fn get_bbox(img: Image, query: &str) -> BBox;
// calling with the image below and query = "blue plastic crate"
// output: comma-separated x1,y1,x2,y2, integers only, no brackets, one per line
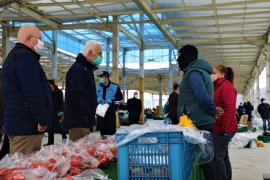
116,131,195,180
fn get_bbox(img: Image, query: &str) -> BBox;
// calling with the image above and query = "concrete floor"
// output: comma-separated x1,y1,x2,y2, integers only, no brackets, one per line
230,143,270,180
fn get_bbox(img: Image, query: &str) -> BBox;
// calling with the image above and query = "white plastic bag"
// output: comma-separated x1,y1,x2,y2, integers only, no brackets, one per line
96,103,109,117
229,132,258,149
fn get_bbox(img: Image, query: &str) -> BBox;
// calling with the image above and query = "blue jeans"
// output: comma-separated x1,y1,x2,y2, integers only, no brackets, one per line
197,124,216,180
262,118,270,132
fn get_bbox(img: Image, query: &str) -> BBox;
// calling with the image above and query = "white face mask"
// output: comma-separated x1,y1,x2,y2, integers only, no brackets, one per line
135,95,139,99
34,39,44,54
211,75,218,82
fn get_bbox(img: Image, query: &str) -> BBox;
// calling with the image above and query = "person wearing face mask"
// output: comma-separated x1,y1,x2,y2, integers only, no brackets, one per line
63,40,102,142
257,98,270,132
96,71,123,136
1,24,52,155
212,65,237,180
177,44,221,180
127,92,142,125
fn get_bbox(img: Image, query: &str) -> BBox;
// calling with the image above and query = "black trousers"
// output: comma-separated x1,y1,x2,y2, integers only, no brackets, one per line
129,114,140,125
212,132,235,180
97,110,116,136
0,134,9,160
197,124,216,180
47,118,67,145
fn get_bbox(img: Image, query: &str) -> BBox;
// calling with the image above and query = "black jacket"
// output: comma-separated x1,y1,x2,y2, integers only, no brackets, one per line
257,103,270,118
0,70,4,131
2,43,52,135
168,91,179,121
63,53,98,129
51,86,64,118
127,97,142,117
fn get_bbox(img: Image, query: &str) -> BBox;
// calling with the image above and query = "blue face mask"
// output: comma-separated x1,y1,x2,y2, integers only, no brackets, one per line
92,56,102,66
99,77,105,84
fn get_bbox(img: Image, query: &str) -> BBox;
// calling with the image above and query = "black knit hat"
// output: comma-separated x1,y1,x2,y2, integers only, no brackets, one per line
98,71,110,78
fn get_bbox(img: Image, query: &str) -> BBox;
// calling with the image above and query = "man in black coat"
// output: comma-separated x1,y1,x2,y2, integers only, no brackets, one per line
2,24,52,155
64,40,102,142
168,84,180,124
257,98,270,132
44,80,67,145
244,101,254,121
127,92,142,125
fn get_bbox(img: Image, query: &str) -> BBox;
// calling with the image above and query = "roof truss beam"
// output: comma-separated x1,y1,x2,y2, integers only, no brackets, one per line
177,36,266,45
132,0,177,48
165,10,270,23
171,20,270,30
176,29,267,37
119,26,141,47
9,2,59,29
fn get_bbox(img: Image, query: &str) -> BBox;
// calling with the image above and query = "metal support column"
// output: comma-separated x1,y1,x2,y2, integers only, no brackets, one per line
266,49,270,103
139,14,145,124
159,75,163,113
168,48,173,93
112,16,120,128
122,48,127,102
250,80,255,106
51,30,58,79
255,68,260,113
1,23,9,63
178,71,181,84
106,38,110,72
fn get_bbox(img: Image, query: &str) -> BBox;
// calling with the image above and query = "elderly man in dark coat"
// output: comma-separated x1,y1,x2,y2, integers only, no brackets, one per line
64,40,103,142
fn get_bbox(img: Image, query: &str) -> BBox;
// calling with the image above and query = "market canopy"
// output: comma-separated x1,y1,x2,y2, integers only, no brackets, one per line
1,0,270,95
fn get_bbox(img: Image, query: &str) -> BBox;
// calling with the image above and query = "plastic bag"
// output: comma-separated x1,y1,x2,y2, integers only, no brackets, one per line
193,131,214,165
229,132,259,149
96,103,109,117
116,122,213,165
178,115,196,129
58,169,109,180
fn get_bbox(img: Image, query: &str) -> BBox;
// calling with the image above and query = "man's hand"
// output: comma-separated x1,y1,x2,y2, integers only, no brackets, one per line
37,124,47,132
216,107,224,117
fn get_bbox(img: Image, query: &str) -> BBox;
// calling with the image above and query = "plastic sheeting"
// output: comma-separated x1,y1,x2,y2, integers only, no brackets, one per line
116,122,214,165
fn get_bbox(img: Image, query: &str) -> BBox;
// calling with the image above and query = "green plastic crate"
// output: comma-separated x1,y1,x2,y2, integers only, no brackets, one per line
189,165,205,180
237,125,248,133
258,135,270,143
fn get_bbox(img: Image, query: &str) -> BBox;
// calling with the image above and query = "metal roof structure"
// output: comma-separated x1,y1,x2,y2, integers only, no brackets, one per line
1,0,270,96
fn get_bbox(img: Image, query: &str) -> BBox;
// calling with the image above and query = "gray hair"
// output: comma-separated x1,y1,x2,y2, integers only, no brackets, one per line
83,40,101,57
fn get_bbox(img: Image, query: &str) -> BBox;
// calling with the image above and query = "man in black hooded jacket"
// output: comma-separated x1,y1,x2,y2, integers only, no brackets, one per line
177,44,218,180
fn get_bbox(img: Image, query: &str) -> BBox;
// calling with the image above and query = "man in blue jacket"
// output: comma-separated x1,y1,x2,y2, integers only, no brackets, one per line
64,40,102,142
2,24,52,155
96,71,123,136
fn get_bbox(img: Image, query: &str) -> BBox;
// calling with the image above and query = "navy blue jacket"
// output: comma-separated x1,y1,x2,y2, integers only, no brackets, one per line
63,53,98,129
2,43,52,135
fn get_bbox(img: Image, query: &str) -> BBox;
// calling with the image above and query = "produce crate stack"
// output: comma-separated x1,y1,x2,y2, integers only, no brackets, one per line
116,131,195,180
237,125,248,133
